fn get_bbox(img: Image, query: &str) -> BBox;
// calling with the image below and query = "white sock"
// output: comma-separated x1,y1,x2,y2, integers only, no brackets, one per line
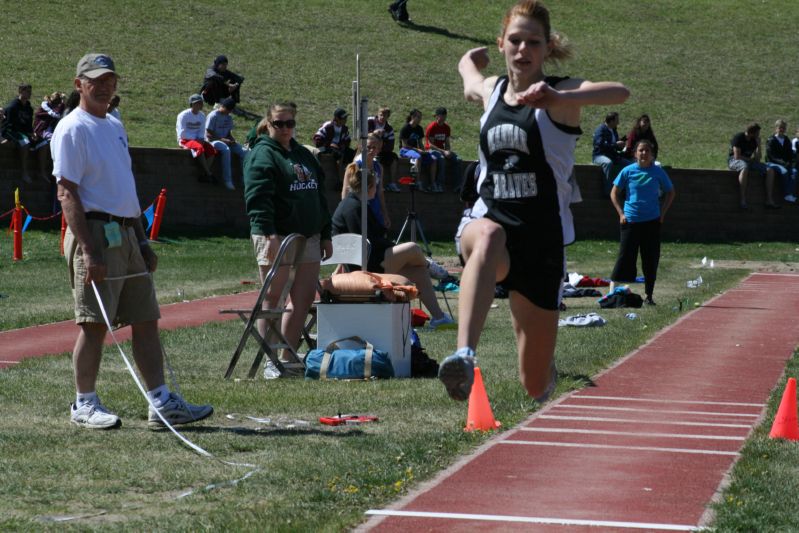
147,385,171,408
76,391,98,407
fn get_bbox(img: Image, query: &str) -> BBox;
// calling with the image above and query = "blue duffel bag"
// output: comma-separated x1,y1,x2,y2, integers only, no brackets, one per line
305,336,394,380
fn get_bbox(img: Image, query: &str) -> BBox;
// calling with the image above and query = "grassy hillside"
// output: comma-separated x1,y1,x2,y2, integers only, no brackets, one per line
2,0,797,169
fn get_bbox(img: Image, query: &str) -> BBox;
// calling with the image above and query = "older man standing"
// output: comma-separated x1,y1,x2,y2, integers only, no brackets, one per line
52,53,213,430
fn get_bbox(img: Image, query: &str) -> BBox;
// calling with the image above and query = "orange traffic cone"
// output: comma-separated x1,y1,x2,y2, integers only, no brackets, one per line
464,367,501,432
769,377,799,440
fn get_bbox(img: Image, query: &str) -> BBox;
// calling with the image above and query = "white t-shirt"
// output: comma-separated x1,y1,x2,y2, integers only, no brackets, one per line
176,108,206,143
51,108,141,218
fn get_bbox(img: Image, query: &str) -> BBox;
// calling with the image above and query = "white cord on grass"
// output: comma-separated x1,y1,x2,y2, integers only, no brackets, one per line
89,280,258,474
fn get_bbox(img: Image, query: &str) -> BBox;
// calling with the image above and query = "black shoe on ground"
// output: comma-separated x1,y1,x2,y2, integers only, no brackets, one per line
645,297,656,306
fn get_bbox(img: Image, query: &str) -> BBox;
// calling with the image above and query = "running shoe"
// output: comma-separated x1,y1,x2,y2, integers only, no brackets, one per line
438,350,476,401
70,400,121,430
426,257,449,279
534,364,558,403
386,182,402,193
147,392,213,429
428,314,456,330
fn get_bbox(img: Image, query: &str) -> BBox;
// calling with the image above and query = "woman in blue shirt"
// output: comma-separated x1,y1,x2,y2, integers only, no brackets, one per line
610,139,676,305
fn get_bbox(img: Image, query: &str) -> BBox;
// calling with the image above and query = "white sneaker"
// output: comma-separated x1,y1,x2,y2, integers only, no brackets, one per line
426,257,449,280
263,359,305,379
263,360,282,380
147,392,213,429
428,314,456,330
71,401,121,429
784,194,797,203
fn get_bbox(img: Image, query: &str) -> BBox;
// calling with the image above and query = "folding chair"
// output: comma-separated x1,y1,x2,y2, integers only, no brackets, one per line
300,233,369,351
220,233,307,379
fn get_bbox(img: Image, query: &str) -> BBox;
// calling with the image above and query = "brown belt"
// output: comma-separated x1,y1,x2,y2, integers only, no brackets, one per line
85,211,139,227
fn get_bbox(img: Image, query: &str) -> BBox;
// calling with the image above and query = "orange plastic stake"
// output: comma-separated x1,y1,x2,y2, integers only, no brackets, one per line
12,189,22,261
59,211,67,256
149,188,167,241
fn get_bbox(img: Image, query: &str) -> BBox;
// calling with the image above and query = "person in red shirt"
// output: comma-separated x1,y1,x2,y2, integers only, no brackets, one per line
425,107,461,192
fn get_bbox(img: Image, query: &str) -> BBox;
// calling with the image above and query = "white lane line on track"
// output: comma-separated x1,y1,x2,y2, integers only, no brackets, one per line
552,404,759,417
364,509,702,531
571,395,764,408
500,440,739,456
0,361,20,364
540,415,752,428
519,427,746,440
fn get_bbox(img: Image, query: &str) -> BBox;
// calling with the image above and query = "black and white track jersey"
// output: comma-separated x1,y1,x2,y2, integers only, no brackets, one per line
472,75,582,245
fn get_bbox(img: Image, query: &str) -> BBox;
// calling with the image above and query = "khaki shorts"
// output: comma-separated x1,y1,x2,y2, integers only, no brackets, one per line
65,220,160,327
251,234,320,267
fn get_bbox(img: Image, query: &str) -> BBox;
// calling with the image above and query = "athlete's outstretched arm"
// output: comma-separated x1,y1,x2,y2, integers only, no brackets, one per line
517,79,629,108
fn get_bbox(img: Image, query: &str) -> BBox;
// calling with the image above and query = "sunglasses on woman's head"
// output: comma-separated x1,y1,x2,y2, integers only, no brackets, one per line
271,119,296,129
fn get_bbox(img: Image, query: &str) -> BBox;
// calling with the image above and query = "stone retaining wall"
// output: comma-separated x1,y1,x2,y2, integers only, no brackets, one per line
1,143,796,242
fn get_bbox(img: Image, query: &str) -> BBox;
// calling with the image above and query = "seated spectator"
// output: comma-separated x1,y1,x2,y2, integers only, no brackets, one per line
399,108,437,192
728,122,777,209
3,83,35,183
592,111,631,195
33,91,66,182
332,163,454,329
766,119,797,203
425,106,461,192
107,94,121,120
623,114,659,162
176,93,217,182
313,107,355,165
206,97,246,190
368,106,400,192
340,131,390,229
201,55,244,106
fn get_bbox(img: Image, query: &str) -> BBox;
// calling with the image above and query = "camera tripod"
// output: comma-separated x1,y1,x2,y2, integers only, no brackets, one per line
394,171,432,256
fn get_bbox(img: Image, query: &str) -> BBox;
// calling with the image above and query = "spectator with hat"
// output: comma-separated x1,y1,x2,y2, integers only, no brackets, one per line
313,107,355,166
205,97,246,190
53,52,213,430
201,54,244,106
425,106,461,192
176,94,217,183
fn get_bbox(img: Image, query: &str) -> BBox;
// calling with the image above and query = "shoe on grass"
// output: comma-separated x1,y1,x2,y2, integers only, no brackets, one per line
438,350,475,401
534,364,558,403
428,314,456,330
426,257,449,280
147,392,213,429
264,359,305,379
71,401,121,430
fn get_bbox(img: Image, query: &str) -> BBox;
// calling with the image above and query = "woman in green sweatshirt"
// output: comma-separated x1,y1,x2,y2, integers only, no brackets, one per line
243,102,332,376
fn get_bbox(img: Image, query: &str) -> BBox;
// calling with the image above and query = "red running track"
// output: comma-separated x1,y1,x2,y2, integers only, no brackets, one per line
361,273,799,532
0,291,257,368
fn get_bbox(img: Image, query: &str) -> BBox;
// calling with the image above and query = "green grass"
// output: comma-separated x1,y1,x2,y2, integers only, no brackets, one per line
2,231,799,530
3,0,798,168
